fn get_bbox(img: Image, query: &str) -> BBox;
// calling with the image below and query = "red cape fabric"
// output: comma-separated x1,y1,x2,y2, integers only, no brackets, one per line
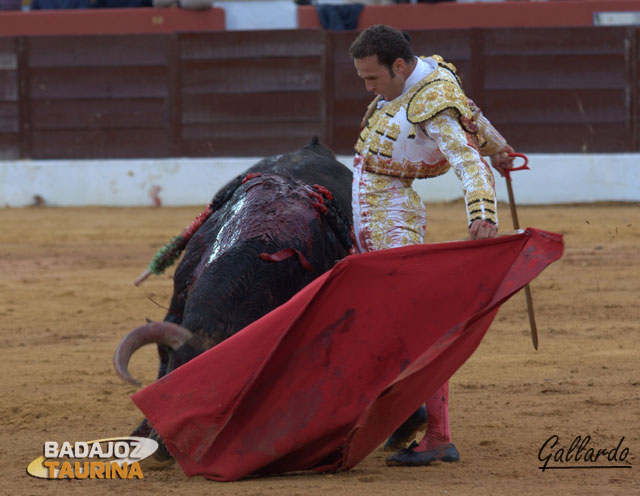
132,228,563,481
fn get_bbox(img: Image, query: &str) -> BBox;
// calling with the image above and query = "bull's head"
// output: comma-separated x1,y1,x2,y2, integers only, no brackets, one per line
113,322,196,386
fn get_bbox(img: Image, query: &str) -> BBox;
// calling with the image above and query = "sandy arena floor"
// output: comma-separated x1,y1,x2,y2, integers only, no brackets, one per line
1,201,638,495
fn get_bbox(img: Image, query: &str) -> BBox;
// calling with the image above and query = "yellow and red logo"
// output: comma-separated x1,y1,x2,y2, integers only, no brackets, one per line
27,437,159,480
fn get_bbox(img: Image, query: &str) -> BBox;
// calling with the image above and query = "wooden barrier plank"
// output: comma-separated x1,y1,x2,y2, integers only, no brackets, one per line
0,101,19,133
499,123,629,153
31,128,170,159
179,30,324,61
182,122,322,156
407,30,472,61
332,65,372,101
634,27,640,150
182,92,321,124
181,136,322,157
0,39,17,72
28,35,169,68
30,99,168,130
0,133,20,160
183,121,322,140
0,70,17,101
168,33,182,158
484,89,627,124
29,66,169,99
329,31,376,152
16,37,30,159
321,30,334,149
483,27,628,56
481,27,633,152
181,57,323,95
484,54,628,90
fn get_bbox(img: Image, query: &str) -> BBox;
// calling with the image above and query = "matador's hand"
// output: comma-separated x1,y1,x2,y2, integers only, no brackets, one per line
490,144,515,177
468,219,497,240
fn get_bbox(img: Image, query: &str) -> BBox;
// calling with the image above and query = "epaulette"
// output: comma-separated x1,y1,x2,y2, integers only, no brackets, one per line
428,54,462,85
406,58,480,140
407,80,473,129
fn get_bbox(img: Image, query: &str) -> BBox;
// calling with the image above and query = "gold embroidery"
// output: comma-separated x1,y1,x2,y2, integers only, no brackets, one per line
382,97,406,118
372,174,394,190
355,56,489,182
375,117,389,136
368,134,381,154
355,125,372,154
406,80,473,126
386,123,401,140
464,165,479,177
380,140,394,158
356,171,427,251
370,208,388,223
465,190,497,224
429,54,462,85
362,154,450,179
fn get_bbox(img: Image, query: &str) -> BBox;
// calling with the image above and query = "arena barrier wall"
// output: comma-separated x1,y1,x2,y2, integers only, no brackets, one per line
2,153,639,207
0,26,638,159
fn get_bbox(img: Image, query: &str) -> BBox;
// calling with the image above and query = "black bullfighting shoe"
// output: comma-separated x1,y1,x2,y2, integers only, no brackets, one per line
385,440,460,466
383,405,428,451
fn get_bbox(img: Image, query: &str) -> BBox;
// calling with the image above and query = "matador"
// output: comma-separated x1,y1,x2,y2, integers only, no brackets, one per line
349,24,515,466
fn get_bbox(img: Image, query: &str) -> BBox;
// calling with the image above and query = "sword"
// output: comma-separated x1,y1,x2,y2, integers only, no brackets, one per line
503,153,539,350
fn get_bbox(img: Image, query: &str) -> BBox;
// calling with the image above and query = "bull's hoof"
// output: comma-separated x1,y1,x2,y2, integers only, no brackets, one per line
382,405,428,451
140,440,175,471
385,441,459,467
130,419,152,438
136,429,176,471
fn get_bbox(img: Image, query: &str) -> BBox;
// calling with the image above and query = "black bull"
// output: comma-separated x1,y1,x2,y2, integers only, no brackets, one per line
114,139,354,444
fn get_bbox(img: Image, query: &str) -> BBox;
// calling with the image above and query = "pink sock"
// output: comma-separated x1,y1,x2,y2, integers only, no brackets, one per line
414,382,451,452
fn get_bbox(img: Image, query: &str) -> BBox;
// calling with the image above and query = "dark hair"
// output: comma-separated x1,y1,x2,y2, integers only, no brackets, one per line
349,25,414,72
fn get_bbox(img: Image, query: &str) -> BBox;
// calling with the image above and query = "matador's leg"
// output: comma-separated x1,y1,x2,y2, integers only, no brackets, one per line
386,382,460,466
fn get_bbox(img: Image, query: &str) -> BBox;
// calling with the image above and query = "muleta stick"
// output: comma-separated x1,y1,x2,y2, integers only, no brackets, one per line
503,153,539,350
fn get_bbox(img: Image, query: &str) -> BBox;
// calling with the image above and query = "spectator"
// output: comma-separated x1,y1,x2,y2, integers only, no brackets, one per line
153,0,212,9
92,0,152,6
0,0,21,10
30,0,93,9
29,0,154,7
315,0,391,31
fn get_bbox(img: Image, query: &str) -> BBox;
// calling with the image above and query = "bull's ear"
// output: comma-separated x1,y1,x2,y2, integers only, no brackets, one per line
306,138,337,160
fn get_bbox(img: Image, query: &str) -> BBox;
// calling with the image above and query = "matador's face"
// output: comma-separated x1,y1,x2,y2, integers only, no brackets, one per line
354,55,406,102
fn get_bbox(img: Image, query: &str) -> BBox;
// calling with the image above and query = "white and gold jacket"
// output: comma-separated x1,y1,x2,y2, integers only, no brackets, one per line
354,55,507,226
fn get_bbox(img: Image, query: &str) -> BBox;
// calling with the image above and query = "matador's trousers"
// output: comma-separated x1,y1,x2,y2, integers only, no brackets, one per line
352,156,452,445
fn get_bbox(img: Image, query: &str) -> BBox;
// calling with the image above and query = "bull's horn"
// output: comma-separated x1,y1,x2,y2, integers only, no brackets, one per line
113,322,193,386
